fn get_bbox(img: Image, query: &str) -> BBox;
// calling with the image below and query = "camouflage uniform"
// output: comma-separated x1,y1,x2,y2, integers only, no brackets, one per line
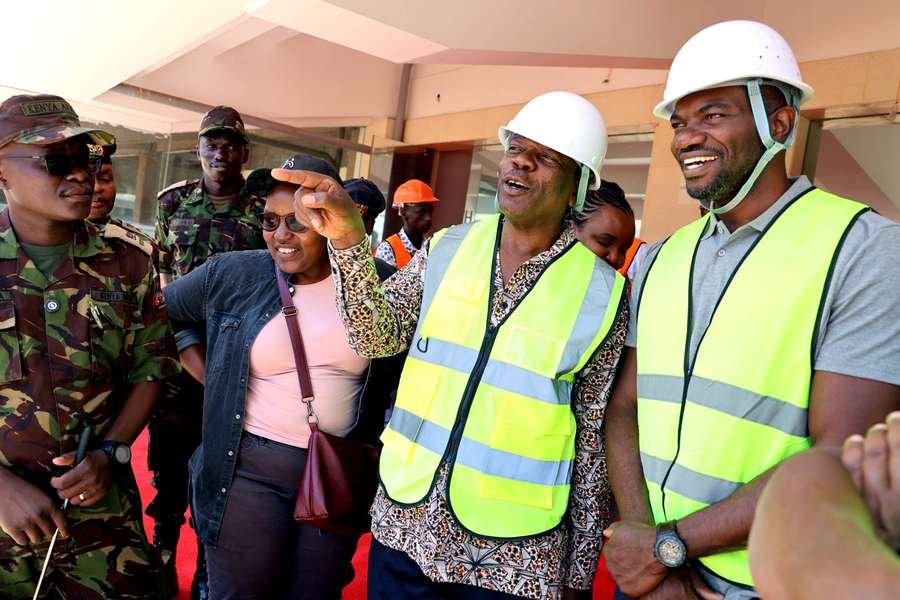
148,107,265,581
154,178,265,280
92,217,157,265
0,210,179,599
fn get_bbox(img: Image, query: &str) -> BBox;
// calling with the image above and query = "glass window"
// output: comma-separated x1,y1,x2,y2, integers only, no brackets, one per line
600,134,651,236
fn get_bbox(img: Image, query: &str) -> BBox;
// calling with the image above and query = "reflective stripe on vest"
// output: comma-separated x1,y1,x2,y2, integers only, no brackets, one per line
636,188,867,586
380,214,625,538
386,233,412,268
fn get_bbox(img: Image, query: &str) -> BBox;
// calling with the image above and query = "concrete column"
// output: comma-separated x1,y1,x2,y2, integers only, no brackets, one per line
358,117,394,178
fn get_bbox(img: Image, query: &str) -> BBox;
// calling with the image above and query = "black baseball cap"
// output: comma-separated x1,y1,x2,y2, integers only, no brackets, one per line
246,153,341,197
344,178,386,217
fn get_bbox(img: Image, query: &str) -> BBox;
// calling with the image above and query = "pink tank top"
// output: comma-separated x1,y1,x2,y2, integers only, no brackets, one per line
243,275,369,448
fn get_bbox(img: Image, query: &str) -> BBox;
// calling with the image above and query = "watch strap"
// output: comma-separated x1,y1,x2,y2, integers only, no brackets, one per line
654,520,687,568
99,440,130,465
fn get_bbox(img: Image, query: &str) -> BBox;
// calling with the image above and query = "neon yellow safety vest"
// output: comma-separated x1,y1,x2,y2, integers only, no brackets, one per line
380,214,626,539
636,188,868,586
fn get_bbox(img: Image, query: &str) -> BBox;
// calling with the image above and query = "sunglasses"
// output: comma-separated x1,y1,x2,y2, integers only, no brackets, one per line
261,212,308,233
0,151,102,176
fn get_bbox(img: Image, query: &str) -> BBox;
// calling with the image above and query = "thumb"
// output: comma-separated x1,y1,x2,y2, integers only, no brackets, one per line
689,568,724,600
603,523,618,538
49,506,69,539
52,452,76,466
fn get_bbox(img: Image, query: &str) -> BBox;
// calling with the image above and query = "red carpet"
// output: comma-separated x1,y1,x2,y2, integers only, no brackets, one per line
132,428,613,599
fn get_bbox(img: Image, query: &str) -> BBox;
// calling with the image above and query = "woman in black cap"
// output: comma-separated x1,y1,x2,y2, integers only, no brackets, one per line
162,154,402,600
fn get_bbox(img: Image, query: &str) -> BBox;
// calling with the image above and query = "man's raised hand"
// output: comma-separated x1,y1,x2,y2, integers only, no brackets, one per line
271,169,366,249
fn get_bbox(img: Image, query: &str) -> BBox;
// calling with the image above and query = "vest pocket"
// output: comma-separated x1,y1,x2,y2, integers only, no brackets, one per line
476,395,573,509
495,323,566,376
205,313,243,376
479,473,554,510
0,302,24,383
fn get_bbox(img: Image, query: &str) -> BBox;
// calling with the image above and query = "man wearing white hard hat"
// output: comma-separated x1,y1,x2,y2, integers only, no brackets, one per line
271,91,627,599
603,20,900,599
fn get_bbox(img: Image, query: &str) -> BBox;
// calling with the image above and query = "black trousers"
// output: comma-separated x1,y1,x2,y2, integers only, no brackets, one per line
146,370,204,537
205,432,358,600
367,537,525,600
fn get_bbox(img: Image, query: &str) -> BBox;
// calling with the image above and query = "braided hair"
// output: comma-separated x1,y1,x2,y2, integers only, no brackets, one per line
573,179,633,226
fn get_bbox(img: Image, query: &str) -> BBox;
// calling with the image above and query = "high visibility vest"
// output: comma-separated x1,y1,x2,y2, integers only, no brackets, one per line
380,214,626,538
386,233,413,268
636,188,868,586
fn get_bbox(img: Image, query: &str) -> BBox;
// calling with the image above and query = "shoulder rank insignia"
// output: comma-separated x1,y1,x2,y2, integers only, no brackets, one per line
102,222,154,256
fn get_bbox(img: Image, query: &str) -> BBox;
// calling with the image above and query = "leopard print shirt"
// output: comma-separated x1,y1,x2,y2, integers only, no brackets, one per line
329,219,627,598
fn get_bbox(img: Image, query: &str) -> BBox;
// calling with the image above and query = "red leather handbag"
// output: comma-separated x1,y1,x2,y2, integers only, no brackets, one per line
276,269,380,535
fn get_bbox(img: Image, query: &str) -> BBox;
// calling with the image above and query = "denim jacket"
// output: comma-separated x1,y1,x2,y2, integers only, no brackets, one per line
163,249,403,546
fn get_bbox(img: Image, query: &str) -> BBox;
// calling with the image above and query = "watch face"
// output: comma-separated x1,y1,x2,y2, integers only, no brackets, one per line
657,537,686,566
113,445,131,464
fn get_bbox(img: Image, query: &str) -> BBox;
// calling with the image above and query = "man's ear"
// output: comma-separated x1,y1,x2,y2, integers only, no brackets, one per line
770,105,796,145
241,144,250,165
0,165,9,191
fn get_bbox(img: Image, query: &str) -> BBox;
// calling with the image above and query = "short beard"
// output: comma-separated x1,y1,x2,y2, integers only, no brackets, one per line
687,142,765,208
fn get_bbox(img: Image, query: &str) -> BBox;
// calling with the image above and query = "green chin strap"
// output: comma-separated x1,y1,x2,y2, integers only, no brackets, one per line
706,78,799,215
574,164,590,212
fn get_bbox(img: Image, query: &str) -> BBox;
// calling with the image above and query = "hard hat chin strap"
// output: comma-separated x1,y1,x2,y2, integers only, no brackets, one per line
574,164,590,212
709,79,797,215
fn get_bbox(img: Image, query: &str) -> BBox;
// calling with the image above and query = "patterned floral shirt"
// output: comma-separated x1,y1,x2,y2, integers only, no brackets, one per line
330,217,627,599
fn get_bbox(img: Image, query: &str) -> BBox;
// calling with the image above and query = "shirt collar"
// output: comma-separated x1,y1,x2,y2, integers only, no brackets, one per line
189,177,249,211
0,209,101,259
397,227,417,252
702,176,813,239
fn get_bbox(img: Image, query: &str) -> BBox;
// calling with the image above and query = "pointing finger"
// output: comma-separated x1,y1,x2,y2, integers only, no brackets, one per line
272,169,341,194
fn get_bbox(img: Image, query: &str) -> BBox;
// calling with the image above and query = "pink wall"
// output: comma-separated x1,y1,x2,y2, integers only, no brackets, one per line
814,131,900,221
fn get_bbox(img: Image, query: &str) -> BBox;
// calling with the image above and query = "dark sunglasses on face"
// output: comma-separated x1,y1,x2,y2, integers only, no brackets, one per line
0,150,102,176
261,212,308,233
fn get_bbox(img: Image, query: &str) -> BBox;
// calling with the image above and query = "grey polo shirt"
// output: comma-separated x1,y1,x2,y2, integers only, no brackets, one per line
627,176,900,386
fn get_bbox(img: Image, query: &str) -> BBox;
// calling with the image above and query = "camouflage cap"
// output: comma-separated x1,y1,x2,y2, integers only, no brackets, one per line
99,141,117,164
0,94,116,149
246,153,340,197
198,105,248,143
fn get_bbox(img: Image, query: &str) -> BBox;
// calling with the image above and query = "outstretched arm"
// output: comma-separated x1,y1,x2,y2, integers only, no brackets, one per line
273,168,424,357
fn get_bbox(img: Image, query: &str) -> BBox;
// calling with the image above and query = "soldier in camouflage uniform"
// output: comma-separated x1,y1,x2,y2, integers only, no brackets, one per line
88,143,157,259
0,94,179,599
151,106,265,599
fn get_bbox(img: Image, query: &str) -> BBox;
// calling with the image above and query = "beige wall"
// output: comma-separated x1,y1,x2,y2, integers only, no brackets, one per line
401,48,900,242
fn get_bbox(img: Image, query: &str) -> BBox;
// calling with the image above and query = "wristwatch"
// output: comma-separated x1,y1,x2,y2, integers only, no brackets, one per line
653,521,687,568
99,441,132,466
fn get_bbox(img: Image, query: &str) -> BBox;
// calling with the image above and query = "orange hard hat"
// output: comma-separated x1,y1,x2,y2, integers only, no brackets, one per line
392,179,439,208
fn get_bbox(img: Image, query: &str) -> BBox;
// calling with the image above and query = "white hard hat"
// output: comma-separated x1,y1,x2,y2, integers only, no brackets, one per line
654,20,814,119
499,91,607,191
